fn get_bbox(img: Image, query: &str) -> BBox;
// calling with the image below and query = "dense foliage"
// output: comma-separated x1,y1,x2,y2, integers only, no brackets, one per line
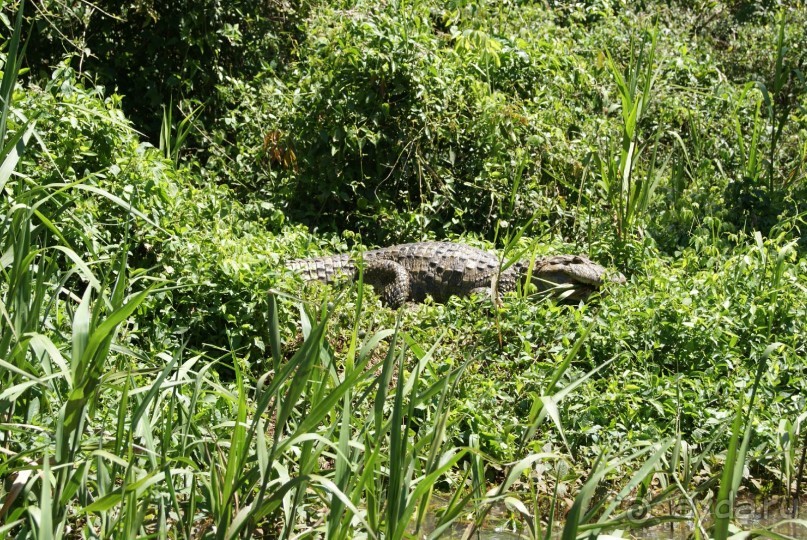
1,0,806,537
24,0,306,140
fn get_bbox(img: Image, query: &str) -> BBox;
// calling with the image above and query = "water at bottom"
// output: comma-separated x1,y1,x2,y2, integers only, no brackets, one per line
416,496,806,539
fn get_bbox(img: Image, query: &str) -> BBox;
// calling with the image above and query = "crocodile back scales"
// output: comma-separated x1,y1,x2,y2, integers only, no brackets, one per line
287,241,518,303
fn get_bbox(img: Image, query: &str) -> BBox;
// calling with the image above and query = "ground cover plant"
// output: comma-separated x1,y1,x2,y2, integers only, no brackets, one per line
1,0,807,538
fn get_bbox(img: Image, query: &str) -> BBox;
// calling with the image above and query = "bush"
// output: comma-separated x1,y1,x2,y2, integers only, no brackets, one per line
14,64,300,360
21,0,309,141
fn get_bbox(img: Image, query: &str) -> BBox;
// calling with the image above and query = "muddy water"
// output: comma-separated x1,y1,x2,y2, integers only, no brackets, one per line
419,496,807,539
632,496,806,539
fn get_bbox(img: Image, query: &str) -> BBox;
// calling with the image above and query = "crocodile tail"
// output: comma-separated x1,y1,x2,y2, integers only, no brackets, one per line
286,254,356,283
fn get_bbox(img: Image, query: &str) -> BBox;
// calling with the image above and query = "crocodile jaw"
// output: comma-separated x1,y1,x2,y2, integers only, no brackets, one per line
529,255,625,301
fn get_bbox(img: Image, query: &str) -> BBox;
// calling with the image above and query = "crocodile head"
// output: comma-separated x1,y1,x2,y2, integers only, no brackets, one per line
528,255,626,302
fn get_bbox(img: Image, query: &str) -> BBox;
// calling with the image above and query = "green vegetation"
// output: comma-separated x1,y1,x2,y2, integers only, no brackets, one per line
1,0,806,537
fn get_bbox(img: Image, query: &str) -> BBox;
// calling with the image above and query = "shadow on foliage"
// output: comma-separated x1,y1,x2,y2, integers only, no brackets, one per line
20,0,309,142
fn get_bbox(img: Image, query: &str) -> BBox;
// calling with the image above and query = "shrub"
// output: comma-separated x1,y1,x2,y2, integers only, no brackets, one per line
21,0,310,141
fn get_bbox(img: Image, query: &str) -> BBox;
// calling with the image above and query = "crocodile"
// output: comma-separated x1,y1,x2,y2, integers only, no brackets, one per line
287,241,625,308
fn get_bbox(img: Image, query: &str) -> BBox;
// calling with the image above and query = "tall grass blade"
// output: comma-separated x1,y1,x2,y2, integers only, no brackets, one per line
714,343,782,540
0,0,25,145
268,292,282,370
386,343,409,539
39,451,53,540
0,121,35,193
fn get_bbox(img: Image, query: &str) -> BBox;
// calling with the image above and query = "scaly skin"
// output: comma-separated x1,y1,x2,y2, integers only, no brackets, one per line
287,241,624,307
